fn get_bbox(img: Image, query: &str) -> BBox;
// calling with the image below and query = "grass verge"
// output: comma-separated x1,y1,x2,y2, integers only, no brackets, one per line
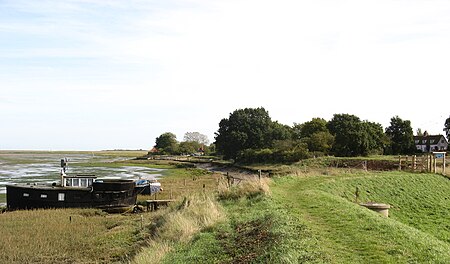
271,171,450,263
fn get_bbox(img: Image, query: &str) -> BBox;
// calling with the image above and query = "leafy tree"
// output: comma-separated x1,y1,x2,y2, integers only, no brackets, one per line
183,132,210,145
307,131,335,154
299,118,328,138
294,118,334,154
327,114,364,157
214,107,275,160
179,141,201,154
155,132,178,154
270,122,294,144
385,116,415,155
360,121,387,155
444,116,450,141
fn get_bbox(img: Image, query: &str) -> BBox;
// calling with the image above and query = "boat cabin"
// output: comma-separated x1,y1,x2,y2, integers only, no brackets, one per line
63,174,97,188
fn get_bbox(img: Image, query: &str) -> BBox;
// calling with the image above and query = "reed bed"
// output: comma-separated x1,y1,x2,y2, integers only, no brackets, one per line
0,208,145,263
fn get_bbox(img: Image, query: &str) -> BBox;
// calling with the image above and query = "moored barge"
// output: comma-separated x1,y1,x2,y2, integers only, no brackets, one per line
6,159,148,211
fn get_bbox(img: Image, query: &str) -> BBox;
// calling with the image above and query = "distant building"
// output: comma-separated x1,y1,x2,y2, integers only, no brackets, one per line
148,147,159,153
413,135,448,152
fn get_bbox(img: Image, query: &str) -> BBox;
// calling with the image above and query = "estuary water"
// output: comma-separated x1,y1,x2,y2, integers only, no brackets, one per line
0,153,164,203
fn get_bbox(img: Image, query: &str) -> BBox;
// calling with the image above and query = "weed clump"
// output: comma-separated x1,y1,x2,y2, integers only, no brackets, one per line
217,177,271,201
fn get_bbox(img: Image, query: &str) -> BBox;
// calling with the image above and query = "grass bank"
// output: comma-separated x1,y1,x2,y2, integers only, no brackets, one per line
148,177,328,263
271,170,450,263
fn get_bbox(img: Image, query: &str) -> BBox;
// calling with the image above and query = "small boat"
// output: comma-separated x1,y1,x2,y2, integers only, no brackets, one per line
6,158,152,211
136,179,162,195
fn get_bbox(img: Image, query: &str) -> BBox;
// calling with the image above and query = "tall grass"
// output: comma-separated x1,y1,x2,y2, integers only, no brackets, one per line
132,193,224,264
217,176,271,200
0,208,146,263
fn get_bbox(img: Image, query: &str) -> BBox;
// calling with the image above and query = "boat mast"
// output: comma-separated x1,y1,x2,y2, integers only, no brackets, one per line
60,158,68,187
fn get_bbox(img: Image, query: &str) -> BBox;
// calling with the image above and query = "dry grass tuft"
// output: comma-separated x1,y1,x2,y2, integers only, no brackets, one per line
132,193,224,263
217,177,272,200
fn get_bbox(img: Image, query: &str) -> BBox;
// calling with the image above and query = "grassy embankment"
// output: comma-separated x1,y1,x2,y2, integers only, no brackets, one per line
154,163,450,263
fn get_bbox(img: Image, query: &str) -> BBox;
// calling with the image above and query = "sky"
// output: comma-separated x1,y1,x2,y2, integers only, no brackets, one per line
1,0,450,150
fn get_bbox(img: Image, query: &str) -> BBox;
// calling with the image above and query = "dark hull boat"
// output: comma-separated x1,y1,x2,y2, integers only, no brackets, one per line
6,179,141,210
6,159,148,211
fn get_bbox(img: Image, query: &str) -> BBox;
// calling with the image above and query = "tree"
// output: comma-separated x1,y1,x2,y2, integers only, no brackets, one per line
179,141,201,154
327,114,364,157
214,107,275,160
385,116,415,155
444,116,450,141
360,121,387,155
307,131,335,154
294,118,334,154
183,132,210,145
299,118,328,138
155,132,178,154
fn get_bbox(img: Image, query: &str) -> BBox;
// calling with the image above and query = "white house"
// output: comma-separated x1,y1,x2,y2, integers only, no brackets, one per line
414,134,448,152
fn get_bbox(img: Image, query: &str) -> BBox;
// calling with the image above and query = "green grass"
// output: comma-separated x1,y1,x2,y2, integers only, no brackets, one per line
271,171,450,263
318,171,450,243
159,178,327,263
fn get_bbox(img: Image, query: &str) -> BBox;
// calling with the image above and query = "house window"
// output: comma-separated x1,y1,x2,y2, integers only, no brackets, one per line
58,193,65,201
422,140,427,144
40,194,47,199
23,193,29,197
415,140,419,144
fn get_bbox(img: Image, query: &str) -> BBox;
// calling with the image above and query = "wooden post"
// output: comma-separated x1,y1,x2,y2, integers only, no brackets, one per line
428,154,431,172
405,156,409,169
412,155,416,171
258,170,262,182
443,154,446,175
433,155,437,173
398,156,402,170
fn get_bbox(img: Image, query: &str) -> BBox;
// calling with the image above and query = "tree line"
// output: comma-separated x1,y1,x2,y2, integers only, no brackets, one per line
152,107,449,163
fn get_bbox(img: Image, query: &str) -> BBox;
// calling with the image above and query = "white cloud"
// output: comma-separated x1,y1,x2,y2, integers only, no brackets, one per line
1,0,450,149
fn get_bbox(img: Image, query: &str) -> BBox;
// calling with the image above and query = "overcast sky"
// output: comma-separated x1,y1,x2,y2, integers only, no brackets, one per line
1,0,449,150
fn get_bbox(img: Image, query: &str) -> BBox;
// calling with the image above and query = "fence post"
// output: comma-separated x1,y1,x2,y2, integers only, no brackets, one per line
443,154,446,175
433,154,436,173
412,155,416,171
398,156,402,170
